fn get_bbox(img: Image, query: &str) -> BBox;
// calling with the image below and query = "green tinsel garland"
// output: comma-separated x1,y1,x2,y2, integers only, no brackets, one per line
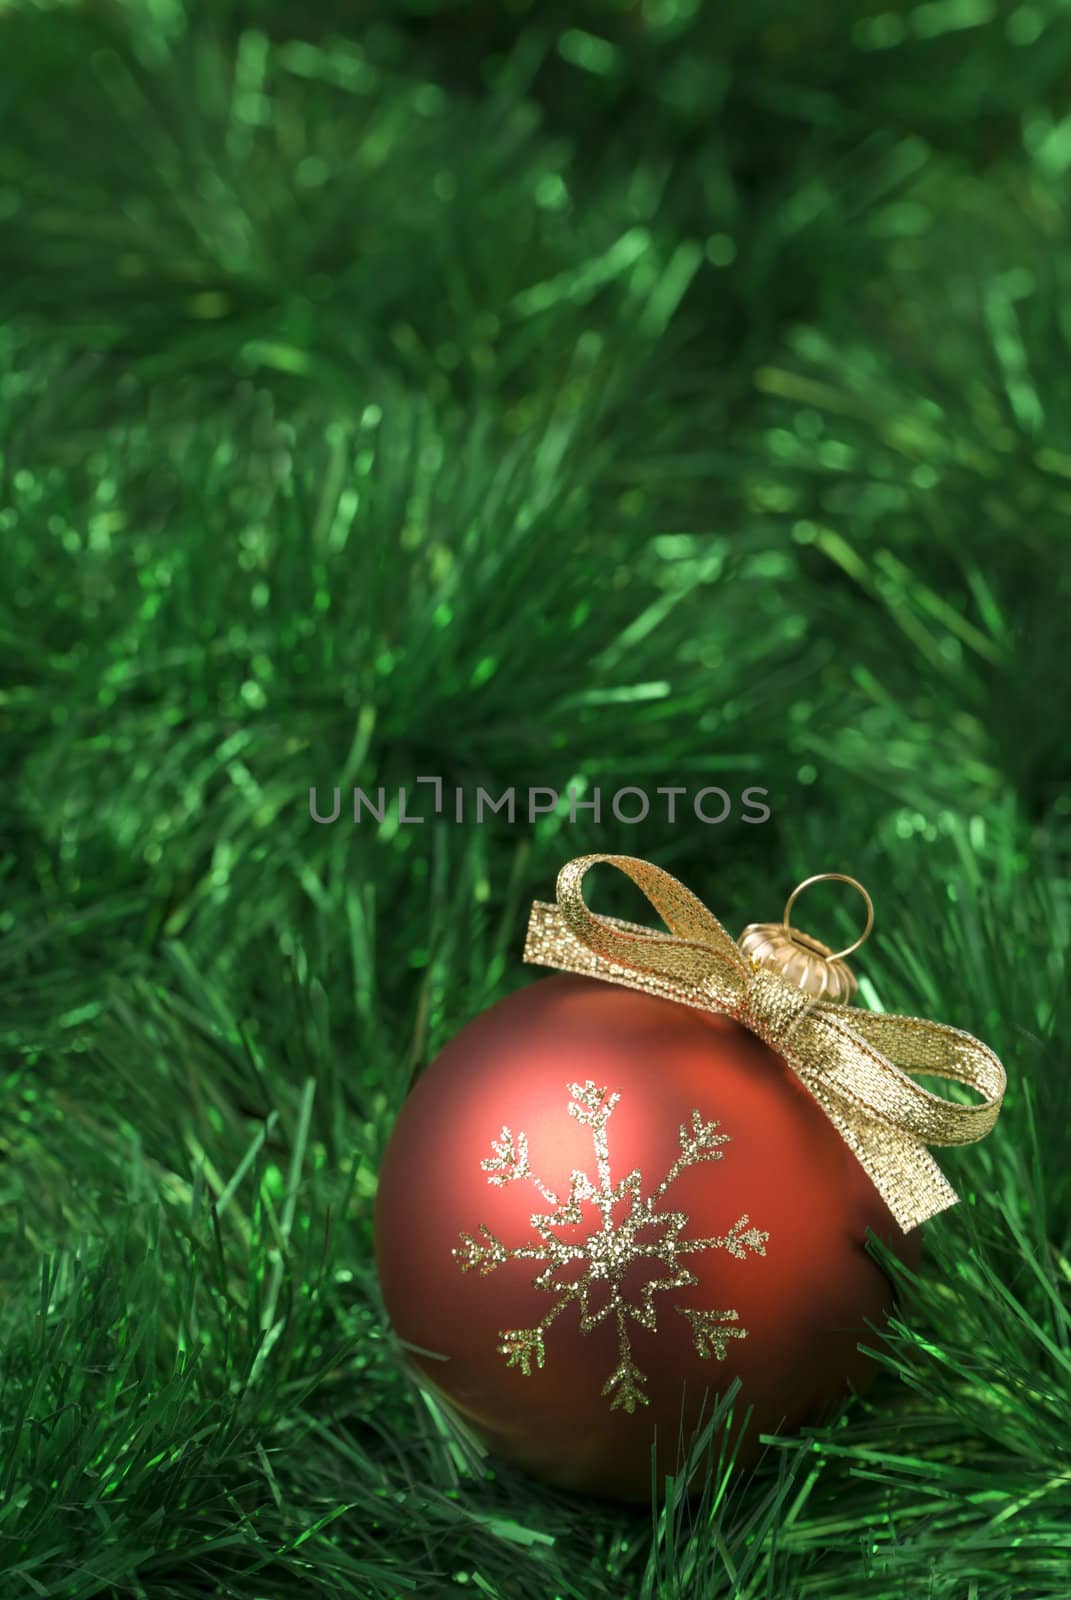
1,2,1069,1596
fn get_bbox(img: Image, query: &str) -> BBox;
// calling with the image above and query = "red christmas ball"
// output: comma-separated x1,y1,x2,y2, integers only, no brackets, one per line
374,974,921,1501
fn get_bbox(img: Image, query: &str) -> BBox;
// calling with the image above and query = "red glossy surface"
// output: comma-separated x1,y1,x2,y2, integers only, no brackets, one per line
374,975,921,1501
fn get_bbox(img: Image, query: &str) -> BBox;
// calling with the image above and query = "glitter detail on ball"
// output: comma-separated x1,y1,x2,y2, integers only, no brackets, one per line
453,1080,769,1413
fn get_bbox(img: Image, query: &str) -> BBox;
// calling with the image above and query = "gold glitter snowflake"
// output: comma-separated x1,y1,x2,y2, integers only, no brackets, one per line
453,1080,769,1413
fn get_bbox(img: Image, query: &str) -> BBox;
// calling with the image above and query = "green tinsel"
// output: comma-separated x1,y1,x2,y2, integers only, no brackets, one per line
2,1,1070,1595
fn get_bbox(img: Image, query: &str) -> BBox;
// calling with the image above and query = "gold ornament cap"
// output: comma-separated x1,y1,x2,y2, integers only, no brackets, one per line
738,873,874,1005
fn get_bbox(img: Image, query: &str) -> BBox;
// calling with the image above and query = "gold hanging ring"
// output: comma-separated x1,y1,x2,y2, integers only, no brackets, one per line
783,873,874,964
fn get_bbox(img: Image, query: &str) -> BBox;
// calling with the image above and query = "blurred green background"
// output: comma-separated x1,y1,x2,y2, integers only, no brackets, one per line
2,0,1070,1595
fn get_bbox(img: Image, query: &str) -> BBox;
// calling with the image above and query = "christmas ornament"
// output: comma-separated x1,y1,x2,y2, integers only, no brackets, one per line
374,855,1006,1501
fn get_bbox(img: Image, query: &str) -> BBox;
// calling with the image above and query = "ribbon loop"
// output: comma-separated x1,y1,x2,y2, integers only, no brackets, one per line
556,854,748,990
524,854,1007,1234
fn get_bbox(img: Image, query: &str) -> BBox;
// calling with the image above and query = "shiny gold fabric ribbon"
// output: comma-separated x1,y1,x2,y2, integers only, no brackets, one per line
523,854,1006,1233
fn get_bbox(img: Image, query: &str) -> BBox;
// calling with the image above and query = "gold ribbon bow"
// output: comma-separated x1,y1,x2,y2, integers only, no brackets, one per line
523,854,1006,1233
